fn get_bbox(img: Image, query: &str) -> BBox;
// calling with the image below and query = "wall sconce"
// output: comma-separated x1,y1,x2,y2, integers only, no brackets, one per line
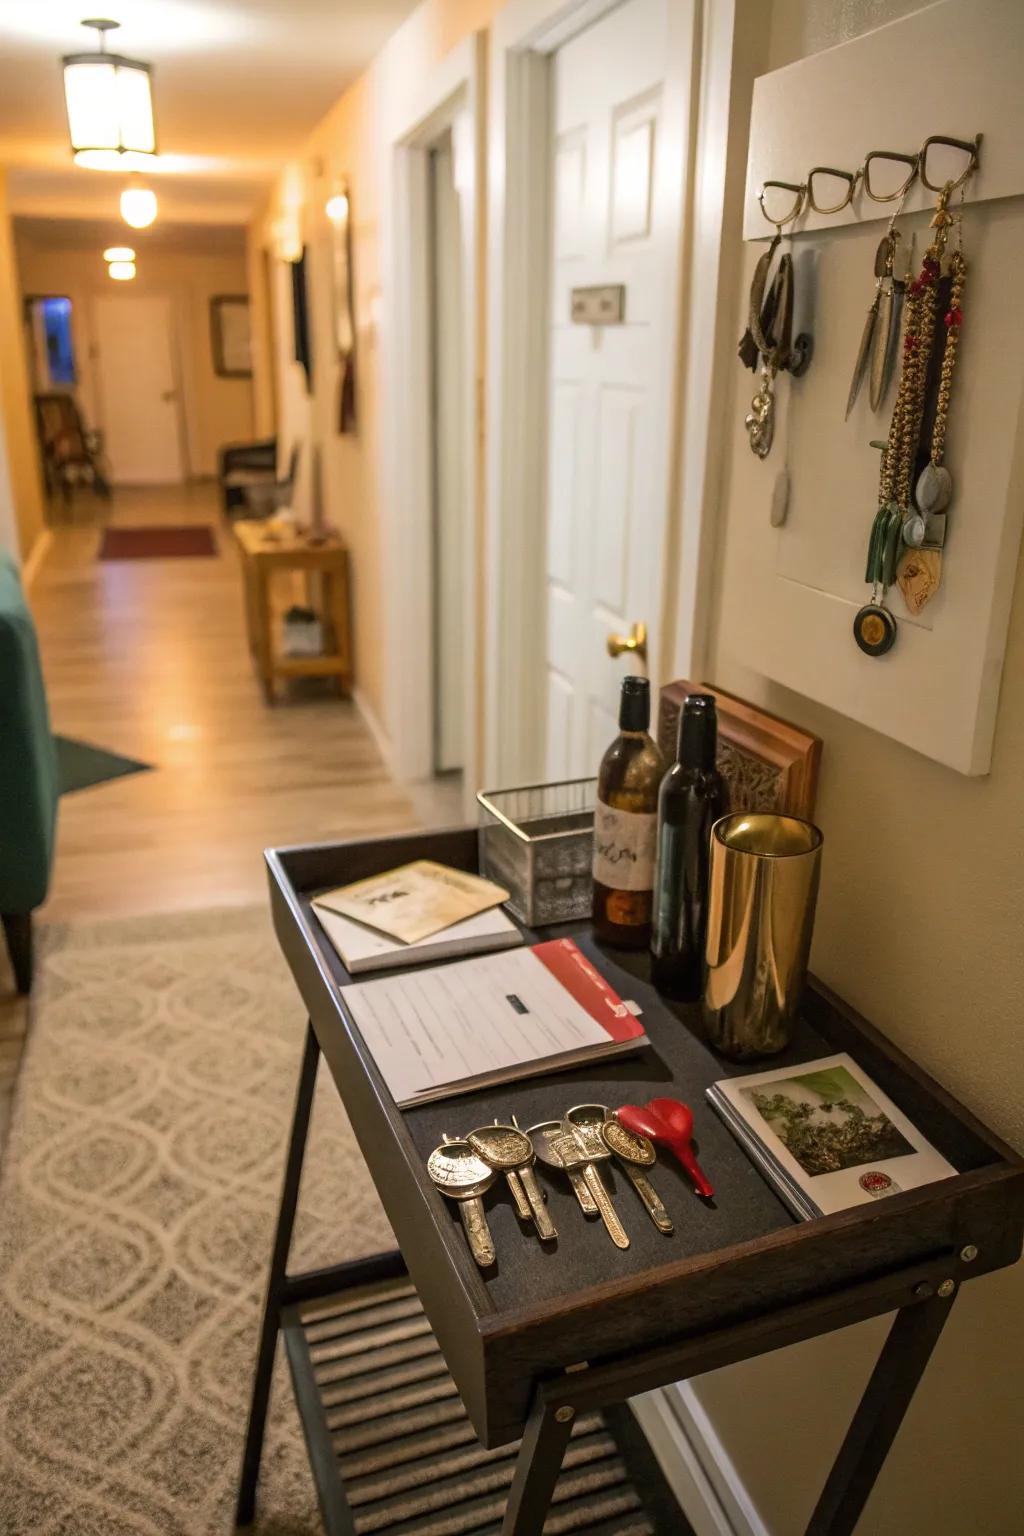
62,19,157,171
121,175,158,228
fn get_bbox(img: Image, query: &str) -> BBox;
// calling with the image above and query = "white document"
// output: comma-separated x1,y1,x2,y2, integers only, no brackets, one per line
341,946,621,1106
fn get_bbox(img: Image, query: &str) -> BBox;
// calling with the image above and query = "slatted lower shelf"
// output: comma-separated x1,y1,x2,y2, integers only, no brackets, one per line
282,1275,665,1536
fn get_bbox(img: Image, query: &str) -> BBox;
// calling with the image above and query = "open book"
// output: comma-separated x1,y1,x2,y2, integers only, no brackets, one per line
340,938,648,1106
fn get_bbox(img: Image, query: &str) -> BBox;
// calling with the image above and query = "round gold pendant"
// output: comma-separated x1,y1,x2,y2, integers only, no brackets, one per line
853,603,897,657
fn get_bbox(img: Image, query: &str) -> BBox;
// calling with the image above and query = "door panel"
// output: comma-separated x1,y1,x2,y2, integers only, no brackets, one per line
542,0,681,779
93,295,184,484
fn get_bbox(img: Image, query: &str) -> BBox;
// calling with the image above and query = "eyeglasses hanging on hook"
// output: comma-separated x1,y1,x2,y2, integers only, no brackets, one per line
756,134,980,227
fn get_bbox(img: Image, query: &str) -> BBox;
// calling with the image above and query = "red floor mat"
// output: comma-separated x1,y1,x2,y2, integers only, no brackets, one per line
99,525,217,559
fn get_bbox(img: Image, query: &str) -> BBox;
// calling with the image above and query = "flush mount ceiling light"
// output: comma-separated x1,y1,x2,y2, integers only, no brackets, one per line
63,18,156,171
121,175,158,228
102,245,135,262
107,260,136,281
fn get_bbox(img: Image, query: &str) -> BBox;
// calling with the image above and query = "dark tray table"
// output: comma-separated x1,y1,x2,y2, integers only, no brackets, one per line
236,827,1024,1536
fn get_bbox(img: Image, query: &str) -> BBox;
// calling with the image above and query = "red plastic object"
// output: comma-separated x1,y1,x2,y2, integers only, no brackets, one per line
615,1098,714,1199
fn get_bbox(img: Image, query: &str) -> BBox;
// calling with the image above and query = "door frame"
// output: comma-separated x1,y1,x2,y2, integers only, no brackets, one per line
484,0,739,786
383,33,484,800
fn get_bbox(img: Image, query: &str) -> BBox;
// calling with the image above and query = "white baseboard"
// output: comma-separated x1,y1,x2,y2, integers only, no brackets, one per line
352,686,393,771
631,1383,768,1536
20,528,53,592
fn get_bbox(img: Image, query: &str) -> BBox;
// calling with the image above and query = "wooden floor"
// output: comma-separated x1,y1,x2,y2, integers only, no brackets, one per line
0,481,461,1148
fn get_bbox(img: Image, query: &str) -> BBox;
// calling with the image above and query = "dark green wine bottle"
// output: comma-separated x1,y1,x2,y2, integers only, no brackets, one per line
651,694,728,998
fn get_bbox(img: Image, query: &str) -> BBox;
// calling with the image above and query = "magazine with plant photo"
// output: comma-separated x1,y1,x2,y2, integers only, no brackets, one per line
707,1053,956,1218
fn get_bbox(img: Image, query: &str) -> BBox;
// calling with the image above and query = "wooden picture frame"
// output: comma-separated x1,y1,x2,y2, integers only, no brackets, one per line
658,679,822,819
210,294,252,378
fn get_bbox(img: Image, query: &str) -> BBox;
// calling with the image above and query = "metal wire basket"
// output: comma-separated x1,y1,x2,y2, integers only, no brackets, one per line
476,778,596,926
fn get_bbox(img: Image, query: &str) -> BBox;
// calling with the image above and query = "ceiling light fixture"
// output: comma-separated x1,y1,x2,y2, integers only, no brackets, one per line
325,191,349,225
63,18,157,171
107,260,137,281
121,175,158,228
102,246,135,263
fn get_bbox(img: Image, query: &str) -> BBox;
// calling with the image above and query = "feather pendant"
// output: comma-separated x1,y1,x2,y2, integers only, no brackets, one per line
869,283,895,411
846,293,880,420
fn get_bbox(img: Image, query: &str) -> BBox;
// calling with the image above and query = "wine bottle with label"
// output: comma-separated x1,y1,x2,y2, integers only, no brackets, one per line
592,676,666,949
651,693,728,999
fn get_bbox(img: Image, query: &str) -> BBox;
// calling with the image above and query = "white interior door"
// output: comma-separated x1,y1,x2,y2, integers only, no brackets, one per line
430,133,466,773
93,295,185,484
543,0,682,780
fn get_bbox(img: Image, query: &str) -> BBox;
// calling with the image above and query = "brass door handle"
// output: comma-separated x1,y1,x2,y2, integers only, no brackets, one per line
606,621,647,660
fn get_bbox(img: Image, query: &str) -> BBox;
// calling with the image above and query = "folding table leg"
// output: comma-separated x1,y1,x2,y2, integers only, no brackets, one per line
805,1290,957,1536
236,1019,321,1527
501,1390,576,1536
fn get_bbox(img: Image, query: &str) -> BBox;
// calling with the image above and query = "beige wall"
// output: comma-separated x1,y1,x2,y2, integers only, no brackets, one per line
691,2,1024,1532
249,0,498,736
0,174,46,563
15,234,254,479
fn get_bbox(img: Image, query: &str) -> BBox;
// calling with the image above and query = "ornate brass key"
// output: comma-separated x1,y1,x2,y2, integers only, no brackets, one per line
530,1121,629,1249
568,1102,673,1235
426,1138,497,1268
526,1118,597,1214
467,1121,557,1242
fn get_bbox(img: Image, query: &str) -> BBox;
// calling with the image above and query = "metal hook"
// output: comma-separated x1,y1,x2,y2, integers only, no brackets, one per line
757,180,806,229
920,134,981,193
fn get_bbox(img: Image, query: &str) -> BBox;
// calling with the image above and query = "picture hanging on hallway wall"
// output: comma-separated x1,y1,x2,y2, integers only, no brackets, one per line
328,179,357,433
210,295,252,378
291,248,313,393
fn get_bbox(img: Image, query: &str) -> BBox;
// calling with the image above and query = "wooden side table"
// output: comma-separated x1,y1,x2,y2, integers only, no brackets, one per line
233,519,352,703
236,827,1024,1536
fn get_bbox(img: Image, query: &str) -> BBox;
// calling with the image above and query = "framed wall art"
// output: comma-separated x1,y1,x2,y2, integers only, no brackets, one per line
210,295,252,378
326,179,357,433
658,679,822,819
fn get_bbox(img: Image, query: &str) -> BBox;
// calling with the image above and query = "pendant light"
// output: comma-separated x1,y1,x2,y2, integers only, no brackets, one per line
63,19,156,171
121,175,158,229
103,246,136,281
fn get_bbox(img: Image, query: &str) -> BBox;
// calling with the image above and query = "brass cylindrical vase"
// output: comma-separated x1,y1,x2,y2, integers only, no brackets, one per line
702,813,823,1060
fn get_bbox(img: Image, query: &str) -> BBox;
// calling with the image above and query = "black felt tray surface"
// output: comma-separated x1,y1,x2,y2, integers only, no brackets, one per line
295,886,957,1310
275,829,1015,1312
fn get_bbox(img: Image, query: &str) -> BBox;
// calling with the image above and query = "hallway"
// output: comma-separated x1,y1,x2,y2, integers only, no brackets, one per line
29,483,419,924
0,482,461,1149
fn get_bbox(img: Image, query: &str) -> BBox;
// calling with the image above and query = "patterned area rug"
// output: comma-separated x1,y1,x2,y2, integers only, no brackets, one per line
0,904,394,1535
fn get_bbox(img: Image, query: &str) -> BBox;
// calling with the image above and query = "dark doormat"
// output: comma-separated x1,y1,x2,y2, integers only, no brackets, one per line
54,735,153,795
99,525,217,559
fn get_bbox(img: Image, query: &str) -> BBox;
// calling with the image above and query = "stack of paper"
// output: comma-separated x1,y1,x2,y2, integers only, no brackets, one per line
340,937,648,1106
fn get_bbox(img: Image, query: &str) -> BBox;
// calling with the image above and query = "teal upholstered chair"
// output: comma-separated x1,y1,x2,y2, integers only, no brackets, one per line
0,553,58,992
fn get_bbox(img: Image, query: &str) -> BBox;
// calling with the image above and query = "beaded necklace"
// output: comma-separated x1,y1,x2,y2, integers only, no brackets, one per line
853,181,966,654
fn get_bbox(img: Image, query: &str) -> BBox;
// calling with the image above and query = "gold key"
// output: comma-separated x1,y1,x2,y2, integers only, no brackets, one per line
568,1103,673,1235
530,1121,629,1249
426,1138,497,1268
526,1118,598,1214
467,1121,557,1242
